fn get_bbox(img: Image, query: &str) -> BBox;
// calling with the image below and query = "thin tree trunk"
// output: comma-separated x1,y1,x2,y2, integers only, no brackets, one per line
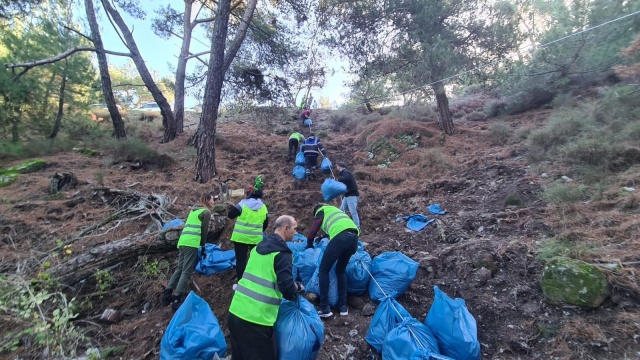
39,72,56,120
173,0,195,136
49,74,66,139
85,0,126,139
194,0,232,183
100,0,176,141
11,112,20,143
432,82,455,135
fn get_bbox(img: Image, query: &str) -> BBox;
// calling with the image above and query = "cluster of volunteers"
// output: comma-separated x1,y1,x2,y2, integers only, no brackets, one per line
161,101,363,359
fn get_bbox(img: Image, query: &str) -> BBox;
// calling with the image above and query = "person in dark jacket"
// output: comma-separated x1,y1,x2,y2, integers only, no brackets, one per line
335,162,360,229
162,192,215,311
228,179,268,284
306,204,359,318
228,215,304,360
299,109,312,128
300,133,326,180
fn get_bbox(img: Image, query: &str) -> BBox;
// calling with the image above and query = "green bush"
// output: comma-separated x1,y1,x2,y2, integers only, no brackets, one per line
489,122,512,145
93,137,174,170
388,104,434,122
542,184,587,205
526,107,593,162
561,137,618,167
536,236,595,262
504,87,555,115
483,99,506,117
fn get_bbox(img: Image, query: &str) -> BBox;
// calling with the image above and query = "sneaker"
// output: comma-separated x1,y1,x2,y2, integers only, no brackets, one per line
171,297,183,312
317,308,333,318
339,306,348,316
232,283,238,291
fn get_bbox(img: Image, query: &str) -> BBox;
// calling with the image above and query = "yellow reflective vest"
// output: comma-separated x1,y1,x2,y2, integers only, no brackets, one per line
177,208,206,248
229,249,283,326
231,204,267,245
317,205,359,239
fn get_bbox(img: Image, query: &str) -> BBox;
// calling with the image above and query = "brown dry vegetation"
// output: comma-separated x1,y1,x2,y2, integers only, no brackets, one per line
1,92,639,360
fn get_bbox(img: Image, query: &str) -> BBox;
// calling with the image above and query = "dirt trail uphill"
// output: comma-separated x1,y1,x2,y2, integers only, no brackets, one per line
1,108,639,360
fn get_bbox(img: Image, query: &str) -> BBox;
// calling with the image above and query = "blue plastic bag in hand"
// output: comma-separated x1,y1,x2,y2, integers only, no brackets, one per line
295,150,305,166
368,252,419,302
195,244,236,275
365,293,411,354
425,286,480,360
346,249,371,296
321,178,347,202
293,165,306,180
276,295,324,360
160,292,227,360
304,118,313,127
321,157,332,174
382,318,440,360
295,247,322,285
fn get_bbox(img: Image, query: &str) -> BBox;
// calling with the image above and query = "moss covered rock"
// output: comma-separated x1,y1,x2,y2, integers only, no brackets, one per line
0,173,18,187
1,159,46,174
541,256,610,308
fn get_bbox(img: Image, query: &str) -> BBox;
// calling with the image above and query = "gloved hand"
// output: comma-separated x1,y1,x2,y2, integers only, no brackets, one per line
295,281,305,293
304,243,314,250
200,246,206,258
313,236,324,244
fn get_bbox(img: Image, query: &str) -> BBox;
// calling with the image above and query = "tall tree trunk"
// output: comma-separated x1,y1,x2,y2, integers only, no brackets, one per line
194,0,232,183
85,0,126,139
39,72,56,120
173,0,195,137
100,0,176,142
49,74,66,139
432,82,455,135
11,112,20,143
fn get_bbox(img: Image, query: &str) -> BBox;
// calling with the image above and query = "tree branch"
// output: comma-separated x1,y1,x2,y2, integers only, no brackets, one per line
185,50,210,60
6,47,131,79
63,25,93,43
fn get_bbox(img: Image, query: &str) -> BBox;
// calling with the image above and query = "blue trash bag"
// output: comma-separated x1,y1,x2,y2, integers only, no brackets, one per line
162,218,184,230
382,318,440,360
410,349,455,360
315,237,329,250
195,244,236,275
321,178,347,202
369,252,419,302
346,249,371,295
288,233,308,254
321,157,332,174
295,150,306,166
369,252,418,301
305,263,339,307
425,286,481,360
276,294,324,360
295,247,322,285
160,292,227,360
365,293,411,354
293,165,306,180
304,118,313,127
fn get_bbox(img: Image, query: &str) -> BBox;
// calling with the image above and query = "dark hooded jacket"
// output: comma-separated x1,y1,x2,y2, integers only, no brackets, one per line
255,233,297,301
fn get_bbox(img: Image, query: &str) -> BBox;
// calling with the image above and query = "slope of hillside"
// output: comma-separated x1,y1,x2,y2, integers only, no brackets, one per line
1,104,639,359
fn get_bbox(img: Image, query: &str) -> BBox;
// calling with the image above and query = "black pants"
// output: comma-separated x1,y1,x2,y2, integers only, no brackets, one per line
304,155,318,174
288,138,299,160
228,312,277,360
233,242,255,281
318,230,359,310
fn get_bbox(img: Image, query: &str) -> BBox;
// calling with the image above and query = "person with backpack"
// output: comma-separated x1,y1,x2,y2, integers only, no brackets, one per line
162,191,216,311
287,132,305,162
228,176,268,285
305,204,359,318
300,133,326,180
227,215,305,360
335,161,360,229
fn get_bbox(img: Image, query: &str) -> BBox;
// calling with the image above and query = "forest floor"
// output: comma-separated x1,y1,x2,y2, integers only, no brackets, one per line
1,104,639,360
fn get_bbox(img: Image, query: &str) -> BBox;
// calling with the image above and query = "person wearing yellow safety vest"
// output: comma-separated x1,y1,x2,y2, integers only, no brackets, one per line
306,203,359,318
162,192,215,311
286,132,305,162
228,186,268,284
228,215,304,360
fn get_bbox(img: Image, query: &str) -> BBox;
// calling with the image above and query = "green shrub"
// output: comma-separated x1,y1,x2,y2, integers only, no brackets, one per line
93,137,174,170
489,122,512,145
466,111,487,122
504,194,523,207
542,184,587,205
550,93,573,108
483,99,506,117
388,104,434,122
536,236,596,262
526,107,593,162
561,137,618,167
316,130,329,139
504,87,555,115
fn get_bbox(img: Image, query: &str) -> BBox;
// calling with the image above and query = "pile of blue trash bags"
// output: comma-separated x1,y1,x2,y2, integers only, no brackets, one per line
366,286,481,360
